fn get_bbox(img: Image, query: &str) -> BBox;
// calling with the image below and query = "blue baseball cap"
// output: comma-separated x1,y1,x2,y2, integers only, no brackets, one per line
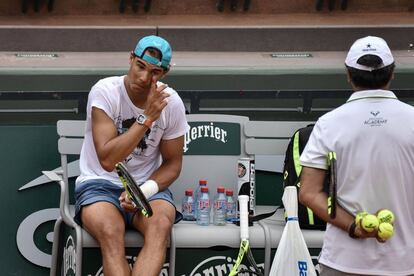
134,35,172,70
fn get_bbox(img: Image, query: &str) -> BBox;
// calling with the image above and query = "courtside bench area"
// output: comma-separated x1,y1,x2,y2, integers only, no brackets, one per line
46,114,324,276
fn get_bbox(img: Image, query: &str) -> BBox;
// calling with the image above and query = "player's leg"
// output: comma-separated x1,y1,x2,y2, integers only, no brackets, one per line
81,202,130,276
131,199,176,276
75,180,130,276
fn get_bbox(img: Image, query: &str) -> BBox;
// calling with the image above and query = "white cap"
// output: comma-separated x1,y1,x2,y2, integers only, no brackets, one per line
345,36,394,71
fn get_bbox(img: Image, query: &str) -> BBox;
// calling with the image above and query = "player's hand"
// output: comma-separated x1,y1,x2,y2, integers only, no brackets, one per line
354,224,386,243
119,191,137,212
144,76,169,122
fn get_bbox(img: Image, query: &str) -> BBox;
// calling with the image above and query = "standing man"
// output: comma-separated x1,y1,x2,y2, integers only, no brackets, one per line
299,36,414,275
75,35,189,276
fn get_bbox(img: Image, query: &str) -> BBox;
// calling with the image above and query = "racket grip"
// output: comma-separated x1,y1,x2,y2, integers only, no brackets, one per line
238,195,249,240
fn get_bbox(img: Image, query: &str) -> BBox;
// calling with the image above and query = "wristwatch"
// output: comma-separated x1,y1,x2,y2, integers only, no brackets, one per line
136,114,152,128
348,221,358,239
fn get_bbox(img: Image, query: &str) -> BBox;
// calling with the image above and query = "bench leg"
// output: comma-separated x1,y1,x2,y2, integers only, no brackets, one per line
258,221,272,276
50,217,63,276
75,226,83,276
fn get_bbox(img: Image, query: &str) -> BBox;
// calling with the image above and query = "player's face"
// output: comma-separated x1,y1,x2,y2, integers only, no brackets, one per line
127,53,165,92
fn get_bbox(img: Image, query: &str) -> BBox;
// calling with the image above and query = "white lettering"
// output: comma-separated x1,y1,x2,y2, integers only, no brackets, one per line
191,127,198,140
221,130,227,143
182,124,229,153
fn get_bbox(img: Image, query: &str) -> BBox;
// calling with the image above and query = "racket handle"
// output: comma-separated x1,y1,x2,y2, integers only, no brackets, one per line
238,195,249,240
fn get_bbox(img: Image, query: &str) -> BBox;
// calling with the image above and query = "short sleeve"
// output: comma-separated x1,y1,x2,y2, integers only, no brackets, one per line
162,94,190,140
86,83,116,120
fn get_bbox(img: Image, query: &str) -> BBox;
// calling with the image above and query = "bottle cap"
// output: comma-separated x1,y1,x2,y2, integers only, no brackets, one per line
225,189,233,196
185,189,193,196
199,179,207,185
217,186,225,193
201,186,209,192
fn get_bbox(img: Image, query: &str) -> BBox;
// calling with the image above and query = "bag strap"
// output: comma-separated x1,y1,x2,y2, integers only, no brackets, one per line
293,126,315,226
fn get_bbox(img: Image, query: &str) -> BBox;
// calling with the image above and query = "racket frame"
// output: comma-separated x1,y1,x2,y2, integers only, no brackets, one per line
115,162,153,218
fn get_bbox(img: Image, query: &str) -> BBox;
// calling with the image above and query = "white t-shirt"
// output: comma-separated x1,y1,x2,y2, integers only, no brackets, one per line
300,90,414,275
76,76,189,187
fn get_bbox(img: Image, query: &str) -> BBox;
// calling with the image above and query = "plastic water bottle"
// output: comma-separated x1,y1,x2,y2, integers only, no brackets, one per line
225,189,237,222
213,186,227,226
197,186,210,226
195,179,208,219
182,189,196,221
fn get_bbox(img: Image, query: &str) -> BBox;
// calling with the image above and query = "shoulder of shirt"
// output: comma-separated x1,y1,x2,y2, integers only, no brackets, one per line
92,76,123,91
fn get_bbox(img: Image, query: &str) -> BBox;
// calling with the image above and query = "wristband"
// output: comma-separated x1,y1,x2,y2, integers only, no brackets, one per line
348,221,358,239
140,179,159,199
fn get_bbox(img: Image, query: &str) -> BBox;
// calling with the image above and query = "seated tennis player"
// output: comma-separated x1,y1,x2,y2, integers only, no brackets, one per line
74,35,189,276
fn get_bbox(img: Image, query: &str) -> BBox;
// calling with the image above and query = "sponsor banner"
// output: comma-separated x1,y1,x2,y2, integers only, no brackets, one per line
184,122,240,155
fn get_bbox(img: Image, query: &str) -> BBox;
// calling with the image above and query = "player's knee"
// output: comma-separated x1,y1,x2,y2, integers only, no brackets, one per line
96,222,125,242
148,215,173,238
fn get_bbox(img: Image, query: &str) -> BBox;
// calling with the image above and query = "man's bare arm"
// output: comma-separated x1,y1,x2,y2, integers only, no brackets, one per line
298,166,354,232
148,135,184,191
92,107,149,171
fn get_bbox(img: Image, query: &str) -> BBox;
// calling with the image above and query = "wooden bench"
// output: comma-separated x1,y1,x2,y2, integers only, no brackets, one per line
46,114,323,276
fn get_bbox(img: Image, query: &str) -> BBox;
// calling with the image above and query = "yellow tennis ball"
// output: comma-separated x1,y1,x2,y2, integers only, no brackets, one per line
378,222,394,240
355,211,369,226
377,209,395,225
361,214,379,232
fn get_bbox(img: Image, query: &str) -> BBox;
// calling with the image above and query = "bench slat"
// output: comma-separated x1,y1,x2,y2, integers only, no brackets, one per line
244,121,313,138
58,137,84,155
57,120,86,137
245,138,290,155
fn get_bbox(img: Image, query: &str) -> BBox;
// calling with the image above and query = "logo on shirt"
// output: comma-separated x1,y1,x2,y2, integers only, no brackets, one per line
118,117,151,159
364,111,387,127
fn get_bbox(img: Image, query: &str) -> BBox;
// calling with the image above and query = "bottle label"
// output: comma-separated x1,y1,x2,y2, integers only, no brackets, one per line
183,202,194,213
198,200,210,209
214,200,226,210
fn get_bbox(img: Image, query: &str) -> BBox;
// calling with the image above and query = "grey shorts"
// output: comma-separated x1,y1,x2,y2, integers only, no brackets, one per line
74,179,182,227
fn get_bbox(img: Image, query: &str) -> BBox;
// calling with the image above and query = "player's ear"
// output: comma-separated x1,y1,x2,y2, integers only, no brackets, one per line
162,67,170,77
129,52,135,64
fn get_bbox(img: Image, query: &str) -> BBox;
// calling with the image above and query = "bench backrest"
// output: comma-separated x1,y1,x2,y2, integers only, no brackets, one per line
171,114,249,204
56,117,313,206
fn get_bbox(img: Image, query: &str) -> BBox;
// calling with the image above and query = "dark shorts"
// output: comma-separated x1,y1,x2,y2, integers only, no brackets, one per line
74,179,182,227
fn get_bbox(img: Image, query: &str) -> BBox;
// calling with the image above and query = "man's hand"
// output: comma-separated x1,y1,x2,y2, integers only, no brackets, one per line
144,76,170,122
119,191,137,213
352,222,387,243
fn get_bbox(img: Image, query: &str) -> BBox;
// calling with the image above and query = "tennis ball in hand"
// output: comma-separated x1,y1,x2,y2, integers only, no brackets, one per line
377,209,395,224
355,211,369,226
361,214,379,232
378,222,394,240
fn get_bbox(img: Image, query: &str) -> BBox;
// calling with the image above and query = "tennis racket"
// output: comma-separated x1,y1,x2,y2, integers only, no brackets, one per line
229,195,263,276
327,151,337,219
115,162,153,218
